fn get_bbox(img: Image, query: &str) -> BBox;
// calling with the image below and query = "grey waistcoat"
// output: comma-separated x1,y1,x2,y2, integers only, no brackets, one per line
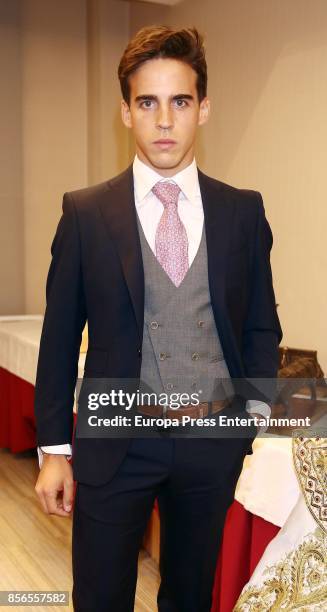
137,214,233,406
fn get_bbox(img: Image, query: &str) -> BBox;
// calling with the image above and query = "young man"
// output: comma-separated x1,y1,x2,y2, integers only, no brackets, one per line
34,26,282,612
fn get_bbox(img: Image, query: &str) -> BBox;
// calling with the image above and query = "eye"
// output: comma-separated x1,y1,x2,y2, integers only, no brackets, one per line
174,99,188,108
140,99,154,109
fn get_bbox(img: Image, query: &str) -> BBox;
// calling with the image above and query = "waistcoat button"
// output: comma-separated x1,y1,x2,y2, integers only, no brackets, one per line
197,320,205,327
191,352,200,361
159,352,166,360
167,383,174,390
150,321,159,330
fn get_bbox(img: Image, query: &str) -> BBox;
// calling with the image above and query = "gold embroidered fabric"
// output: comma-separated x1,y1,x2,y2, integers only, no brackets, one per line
234,527,327,611
292,430,327,534
234,432,327,611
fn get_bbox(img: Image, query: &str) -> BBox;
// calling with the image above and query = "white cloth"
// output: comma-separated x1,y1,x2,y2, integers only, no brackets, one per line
235,437,300,526
0,317,44,385
0,317,86,384
247,494,314,580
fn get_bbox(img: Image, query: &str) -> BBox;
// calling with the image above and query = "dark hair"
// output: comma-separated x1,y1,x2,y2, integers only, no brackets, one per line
118,25,207,105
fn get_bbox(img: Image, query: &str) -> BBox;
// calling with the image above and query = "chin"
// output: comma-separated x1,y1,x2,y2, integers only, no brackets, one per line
149,153,182,170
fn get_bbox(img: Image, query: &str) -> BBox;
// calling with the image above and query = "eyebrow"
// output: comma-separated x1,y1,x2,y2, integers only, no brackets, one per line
134,94,194,102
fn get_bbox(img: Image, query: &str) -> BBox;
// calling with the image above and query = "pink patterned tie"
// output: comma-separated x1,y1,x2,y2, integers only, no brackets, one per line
152,181,189,287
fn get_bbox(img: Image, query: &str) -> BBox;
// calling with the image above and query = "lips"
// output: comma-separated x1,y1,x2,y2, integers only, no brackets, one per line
154,140,176,144
153,140,177,149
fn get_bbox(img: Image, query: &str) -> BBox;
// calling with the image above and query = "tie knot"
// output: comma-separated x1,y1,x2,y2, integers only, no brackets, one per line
152,181,181,208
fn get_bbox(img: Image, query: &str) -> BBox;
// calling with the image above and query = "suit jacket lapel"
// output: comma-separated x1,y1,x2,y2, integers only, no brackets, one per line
198,168,244,377
98,164,144,344
197,168,231,308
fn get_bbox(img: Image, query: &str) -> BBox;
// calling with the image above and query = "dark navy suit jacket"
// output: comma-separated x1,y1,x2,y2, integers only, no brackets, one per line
34,164,283,485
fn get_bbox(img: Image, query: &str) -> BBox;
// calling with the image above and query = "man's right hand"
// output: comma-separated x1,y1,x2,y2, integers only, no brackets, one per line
35,454,74,517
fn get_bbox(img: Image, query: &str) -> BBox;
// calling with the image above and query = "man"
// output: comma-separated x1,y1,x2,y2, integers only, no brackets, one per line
34,26,282,612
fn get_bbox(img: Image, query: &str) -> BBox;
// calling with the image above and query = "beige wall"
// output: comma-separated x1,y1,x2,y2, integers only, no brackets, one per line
0,0,24,313
87,0,130,183
0,0,130,314
130,0,327,372
22,0,88,313
1,0,326,370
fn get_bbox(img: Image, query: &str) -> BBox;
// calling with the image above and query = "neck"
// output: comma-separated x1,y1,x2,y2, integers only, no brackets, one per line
135,149,195,178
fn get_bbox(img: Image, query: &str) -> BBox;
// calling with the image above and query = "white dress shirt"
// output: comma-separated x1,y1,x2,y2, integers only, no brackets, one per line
133,154,203,265
38,155,269,467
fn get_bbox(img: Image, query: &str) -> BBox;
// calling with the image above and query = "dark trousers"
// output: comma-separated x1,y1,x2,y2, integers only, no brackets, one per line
72,436,250,612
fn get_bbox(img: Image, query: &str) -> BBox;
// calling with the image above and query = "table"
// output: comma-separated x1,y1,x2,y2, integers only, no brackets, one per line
0,317,85,452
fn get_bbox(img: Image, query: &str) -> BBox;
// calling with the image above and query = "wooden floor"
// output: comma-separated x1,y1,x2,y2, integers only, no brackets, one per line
0,448,160,612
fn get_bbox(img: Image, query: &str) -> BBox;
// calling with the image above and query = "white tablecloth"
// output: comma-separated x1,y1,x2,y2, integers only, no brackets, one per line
0,316,86,384
235,437,300,527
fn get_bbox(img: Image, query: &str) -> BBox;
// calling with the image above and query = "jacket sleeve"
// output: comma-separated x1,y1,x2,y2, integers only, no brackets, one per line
241,192,283,391
34,192,87,446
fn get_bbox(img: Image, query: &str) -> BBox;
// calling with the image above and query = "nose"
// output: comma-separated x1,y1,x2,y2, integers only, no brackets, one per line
156,103,173,132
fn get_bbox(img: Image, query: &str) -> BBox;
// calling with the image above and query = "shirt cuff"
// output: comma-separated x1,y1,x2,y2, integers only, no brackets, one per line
245,400,271,434
37,444,72,469
245,400,271,418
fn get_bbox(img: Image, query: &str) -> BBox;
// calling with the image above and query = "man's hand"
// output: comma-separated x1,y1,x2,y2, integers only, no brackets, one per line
35,454,74,517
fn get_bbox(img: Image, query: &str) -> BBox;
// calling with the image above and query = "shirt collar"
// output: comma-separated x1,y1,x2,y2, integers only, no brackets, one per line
133,154,201,204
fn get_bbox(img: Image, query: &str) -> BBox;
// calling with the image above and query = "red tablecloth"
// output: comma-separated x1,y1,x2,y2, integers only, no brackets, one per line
0,366,280,610
212,500,280,611
0,366,36,452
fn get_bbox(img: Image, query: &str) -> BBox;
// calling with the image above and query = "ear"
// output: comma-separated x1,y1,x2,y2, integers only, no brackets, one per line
198,97,210,126
121,99,132,128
